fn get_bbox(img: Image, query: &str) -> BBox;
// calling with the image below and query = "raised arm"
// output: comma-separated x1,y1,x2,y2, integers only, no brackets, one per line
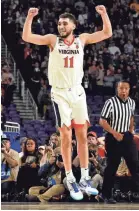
80,5,112,45
22,8,56,46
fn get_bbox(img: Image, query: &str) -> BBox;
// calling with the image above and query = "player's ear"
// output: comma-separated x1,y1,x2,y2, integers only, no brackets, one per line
73,24,76,30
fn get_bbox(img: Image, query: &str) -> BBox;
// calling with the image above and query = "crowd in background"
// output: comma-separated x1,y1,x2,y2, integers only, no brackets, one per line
1,60,16,107
1,0,139,118
1,60,16,130
1,131,139,202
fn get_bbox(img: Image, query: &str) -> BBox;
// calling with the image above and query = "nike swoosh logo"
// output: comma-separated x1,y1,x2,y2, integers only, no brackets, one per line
79,93,83,97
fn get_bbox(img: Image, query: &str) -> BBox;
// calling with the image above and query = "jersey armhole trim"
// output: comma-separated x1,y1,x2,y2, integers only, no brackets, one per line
78,36,85,49
49,36,58,52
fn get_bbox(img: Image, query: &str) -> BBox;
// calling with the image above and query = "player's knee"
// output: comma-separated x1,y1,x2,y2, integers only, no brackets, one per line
61,141,71,150
79,140,88,148
61,136,71,149
77,134,87,145
60,126,71,138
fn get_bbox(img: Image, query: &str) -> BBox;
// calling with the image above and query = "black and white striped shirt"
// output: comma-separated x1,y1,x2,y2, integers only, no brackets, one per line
101,96,135,133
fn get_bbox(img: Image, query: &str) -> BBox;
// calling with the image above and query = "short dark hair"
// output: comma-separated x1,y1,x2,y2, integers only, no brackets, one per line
117,80,130,87
59,13,77,25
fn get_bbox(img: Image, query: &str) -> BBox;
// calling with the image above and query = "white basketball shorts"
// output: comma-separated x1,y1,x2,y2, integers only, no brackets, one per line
51,85,90,129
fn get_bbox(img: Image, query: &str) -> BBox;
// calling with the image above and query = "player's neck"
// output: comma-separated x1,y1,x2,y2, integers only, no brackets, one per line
63,34,74,45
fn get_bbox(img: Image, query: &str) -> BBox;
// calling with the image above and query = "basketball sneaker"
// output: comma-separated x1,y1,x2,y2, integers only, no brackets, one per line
79,176,99,196
66,178,83,201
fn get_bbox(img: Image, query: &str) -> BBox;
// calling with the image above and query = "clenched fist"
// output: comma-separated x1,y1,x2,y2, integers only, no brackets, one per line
28,8,39,18
95,5,107,15
112,131,124,142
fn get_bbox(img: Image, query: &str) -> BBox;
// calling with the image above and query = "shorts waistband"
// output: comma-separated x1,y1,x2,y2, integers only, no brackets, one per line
53,84,81,90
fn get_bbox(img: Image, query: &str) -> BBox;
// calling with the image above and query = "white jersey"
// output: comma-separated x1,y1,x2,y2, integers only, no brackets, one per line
48,36,84,88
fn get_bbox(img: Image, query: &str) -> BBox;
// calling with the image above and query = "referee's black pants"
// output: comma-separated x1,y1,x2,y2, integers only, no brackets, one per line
102,131,139,198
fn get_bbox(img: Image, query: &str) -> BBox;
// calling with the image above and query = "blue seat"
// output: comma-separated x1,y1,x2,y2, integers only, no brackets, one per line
135,129,139,133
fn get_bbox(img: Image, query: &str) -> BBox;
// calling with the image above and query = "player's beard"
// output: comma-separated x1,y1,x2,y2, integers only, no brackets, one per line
60,30,73,38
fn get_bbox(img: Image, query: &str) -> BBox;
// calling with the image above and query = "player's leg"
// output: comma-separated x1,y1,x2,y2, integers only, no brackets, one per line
60,124,72,173
72,86,98,195
74,121,89,172
74,122,98,196
72,86,90,173
60,125,83,200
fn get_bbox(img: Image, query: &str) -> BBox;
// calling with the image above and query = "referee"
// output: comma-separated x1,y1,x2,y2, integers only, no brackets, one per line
99,80,139,203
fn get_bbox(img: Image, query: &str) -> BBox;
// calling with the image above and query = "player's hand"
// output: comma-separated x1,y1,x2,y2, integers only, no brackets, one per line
95,5,107,15
28,8,39,18
112,131,124,142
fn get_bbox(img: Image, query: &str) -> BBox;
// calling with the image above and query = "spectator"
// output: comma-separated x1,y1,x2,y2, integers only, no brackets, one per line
124,40,134,54
114,24,123,36
24,43,32,60
38,145,46,160
1,65,14,84
1,105,6,132
17,11,26,28
88,60,98,100
88,144,106,191
1,78,16,107
78,7,88,26
16,138,40,193
108,42,121,55
87,132,105,158
96,63,105,97
49,133,61,149
87,131,98,147
114,68,123,83
74,0,85,10
130,2,139,14
1,86,5,107
127,64,138,98
19,137,27,158
31,62,41,83
37,77,51,119
26,146,65,202
1,137,19,198
103,69,115,96
102,48,112,69
41,56,49,71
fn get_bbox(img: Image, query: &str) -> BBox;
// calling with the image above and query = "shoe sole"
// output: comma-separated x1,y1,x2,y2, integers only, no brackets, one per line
80,187,99,196
70,193,83,201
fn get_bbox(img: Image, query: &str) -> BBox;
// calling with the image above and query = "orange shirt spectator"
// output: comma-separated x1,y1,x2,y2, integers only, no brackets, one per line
130,3,139,13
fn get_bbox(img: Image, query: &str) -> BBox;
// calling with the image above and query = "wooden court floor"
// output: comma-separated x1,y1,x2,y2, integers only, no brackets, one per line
1,202,139,210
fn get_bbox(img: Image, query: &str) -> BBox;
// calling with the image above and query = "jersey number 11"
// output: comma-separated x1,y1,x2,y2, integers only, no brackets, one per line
64,56,74,68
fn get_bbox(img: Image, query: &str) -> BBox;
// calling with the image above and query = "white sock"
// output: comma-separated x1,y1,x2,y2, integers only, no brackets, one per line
81,167,89,180
66,170,75,181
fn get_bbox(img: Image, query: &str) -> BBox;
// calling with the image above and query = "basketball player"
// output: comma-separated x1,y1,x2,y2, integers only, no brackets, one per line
22,5,112,200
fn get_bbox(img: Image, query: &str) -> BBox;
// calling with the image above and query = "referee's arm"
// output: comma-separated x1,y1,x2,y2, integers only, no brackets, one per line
129,100,136,133
129,116,134,133
99,100,123,141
